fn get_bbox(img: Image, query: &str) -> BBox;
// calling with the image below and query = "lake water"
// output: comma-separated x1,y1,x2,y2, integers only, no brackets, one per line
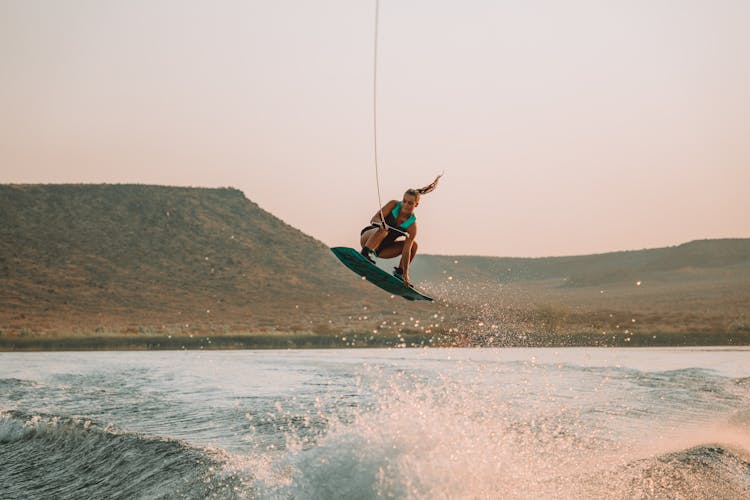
1,347,749,499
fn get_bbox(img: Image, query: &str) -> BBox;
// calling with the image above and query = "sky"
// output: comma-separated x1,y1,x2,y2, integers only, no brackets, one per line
1,0,748,257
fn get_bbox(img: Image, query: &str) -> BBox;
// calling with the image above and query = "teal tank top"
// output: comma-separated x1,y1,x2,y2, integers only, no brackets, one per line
389,202,416,229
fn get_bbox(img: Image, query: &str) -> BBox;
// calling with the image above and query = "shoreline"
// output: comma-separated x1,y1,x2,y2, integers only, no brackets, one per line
1,331,749,352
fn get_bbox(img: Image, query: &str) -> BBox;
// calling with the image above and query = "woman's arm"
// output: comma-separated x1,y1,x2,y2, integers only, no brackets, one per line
370,200,397,225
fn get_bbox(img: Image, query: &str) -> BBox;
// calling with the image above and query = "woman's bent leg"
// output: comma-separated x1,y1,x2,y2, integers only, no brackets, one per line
360,227,388,250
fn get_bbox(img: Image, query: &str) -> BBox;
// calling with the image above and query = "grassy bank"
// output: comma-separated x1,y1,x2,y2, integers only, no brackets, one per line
1,330,748,351
0,332,440,351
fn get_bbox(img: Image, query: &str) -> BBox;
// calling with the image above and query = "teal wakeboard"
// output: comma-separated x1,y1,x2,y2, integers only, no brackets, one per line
331,247,433,302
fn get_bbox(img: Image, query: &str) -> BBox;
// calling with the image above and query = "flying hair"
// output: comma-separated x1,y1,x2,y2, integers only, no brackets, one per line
407,173,443,198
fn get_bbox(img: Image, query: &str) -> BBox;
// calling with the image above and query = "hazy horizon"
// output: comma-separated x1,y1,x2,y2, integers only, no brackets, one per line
2,1,748,257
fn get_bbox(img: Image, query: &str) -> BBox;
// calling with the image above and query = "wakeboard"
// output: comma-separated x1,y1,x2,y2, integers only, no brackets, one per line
331,247,433,302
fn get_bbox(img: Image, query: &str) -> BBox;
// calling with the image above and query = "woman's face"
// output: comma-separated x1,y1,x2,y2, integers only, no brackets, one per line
401,193,419,214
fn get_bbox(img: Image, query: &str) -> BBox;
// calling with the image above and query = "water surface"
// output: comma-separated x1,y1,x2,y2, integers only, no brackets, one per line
2,347,749,498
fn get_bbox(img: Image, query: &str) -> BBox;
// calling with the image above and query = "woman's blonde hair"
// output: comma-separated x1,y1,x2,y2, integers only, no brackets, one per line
405,174,442,200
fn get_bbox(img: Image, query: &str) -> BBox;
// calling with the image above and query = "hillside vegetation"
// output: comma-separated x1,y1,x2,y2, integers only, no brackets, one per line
0,184,430,337
1,184,748,348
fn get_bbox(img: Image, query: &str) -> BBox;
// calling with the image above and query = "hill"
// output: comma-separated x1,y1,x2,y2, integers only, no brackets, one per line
413,239,750,344
412,239,750,286
1,183,748,348
0,184,431,338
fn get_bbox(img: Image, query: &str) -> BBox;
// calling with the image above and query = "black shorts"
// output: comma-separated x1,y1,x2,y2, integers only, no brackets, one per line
360,225,403,256
360,224,379,236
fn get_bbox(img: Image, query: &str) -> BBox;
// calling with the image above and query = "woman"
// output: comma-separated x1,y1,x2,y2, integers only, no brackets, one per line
360,175,441,286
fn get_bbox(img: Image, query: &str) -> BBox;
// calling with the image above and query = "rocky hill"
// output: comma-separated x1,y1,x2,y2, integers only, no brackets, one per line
0,184,428,336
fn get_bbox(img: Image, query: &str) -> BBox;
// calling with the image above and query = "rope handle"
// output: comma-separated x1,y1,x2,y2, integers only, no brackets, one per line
372,220,410,238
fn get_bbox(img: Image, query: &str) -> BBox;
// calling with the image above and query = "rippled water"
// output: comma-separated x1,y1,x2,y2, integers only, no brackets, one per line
1,347,749,499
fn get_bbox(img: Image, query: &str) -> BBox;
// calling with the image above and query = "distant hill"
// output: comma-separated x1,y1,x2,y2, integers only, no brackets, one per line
0,184,417,334
413,239,750,287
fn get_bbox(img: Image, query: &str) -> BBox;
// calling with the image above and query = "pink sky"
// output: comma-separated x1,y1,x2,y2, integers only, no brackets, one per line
2,0,748,257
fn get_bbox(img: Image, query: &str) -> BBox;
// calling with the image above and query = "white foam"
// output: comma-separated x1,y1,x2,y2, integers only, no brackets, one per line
235,361,750,499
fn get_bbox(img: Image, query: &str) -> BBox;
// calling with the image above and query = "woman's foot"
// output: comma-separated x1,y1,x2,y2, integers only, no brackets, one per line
360,247,376,264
